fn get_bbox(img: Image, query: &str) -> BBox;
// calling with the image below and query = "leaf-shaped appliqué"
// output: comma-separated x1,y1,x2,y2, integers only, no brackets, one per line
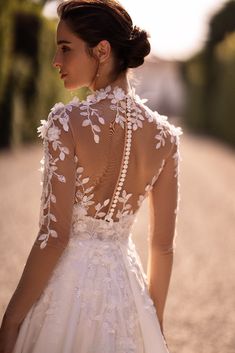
97,212,106,218
58,175,66,183
103,199,110,207
94,134,99,143
82,119,90,126
59,152,65,160
93,125,101,132
98,117,105,124
82,177,89,184
37,100,77,249
50,214,57,222
84,186,94,194
50,230,58,238
95,203,101,211
40,241,47,249
38,234,47,241
50,194,56,203
77,167,84,173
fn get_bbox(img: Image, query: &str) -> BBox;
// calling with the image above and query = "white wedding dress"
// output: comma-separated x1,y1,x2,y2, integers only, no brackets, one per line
10,85,183,353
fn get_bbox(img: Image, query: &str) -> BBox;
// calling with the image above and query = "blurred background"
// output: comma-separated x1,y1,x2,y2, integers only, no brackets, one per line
0,1,235,352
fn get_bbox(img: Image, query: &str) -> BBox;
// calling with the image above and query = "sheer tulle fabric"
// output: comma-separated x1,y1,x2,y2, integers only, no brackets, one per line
13,215,169,353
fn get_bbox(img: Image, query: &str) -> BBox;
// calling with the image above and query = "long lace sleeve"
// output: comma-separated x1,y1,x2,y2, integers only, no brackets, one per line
147,127,182,326
1,104,76,327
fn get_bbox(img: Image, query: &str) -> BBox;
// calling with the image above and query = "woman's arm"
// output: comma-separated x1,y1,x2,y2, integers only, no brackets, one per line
147,130,182,331
0,105,76,338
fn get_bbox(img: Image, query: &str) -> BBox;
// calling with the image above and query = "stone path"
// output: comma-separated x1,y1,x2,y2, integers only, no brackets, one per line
0,122,234,353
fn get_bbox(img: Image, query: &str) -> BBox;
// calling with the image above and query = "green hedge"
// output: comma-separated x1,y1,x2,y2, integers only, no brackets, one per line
0,2,87,149
210,32,235,145
0,1,13,101
182,1,235,147
183,33,235,146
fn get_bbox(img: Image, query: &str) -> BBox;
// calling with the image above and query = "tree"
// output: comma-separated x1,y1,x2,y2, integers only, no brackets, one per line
207,0,235,48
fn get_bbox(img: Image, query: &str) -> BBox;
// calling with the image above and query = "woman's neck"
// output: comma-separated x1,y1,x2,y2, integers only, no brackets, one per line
91,73,131,94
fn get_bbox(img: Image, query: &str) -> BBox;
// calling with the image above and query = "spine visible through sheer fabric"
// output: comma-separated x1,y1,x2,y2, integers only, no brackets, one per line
105,96,133,222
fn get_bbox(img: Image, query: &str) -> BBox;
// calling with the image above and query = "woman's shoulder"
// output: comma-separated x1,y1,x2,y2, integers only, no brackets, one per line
50,97,81,121
135,94,183,149
37,97,81,141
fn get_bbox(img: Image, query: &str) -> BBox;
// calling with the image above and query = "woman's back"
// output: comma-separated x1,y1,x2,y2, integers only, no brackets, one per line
51,84,182,226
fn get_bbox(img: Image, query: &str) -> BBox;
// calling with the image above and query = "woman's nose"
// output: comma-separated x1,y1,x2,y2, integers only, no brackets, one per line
52,58,60,69
52,52,61,69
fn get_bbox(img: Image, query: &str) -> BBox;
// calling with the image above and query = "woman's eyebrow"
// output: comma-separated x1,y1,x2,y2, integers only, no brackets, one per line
57,40,72,45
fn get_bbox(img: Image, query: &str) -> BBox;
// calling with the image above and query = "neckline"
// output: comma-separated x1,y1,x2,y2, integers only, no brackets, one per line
81,83,136,105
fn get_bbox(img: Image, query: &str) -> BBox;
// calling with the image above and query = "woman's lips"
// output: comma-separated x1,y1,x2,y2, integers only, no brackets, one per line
60,73,67,79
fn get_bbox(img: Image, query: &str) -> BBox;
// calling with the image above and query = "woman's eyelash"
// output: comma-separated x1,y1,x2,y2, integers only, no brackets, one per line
61,46,70,52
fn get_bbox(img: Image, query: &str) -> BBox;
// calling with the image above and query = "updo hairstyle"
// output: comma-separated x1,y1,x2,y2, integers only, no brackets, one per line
57,0,151,77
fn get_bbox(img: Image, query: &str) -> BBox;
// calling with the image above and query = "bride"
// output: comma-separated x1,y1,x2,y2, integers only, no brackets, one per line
0,1,183,352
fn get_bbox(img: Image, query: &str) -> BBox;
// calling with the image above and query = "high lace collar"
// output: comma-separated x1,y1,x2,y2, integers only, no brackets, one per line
82,84,137,105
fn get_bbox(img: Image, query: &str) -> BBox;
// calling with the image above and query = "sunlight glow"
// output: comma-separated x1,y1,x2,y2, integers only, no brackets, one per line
120,0,228,60
43,0,228,60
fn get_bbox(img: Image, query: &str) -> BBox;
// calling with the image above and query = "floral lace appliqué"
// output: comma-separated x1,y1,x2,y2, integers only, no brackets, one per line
36,85,183,248
37,100,78,249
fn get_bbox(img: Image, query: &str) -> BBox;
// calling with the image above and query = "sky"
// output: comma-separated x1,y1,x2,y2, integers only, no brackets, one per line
43,0,228,61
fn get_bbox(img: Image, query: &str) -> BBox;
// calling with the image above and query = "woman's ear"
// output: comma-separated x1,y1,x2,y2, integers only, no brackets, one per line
93,40,111,63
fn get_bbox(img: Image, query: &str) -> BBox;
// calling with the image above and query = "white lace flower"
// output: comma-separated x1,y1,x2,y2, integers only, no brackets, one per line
115,113,126,128
169,125,183,145
47,125,61,142
134,92,148,105
155,112,169,125
73,204,88,219
51,102,64,113
109,87,126,104
86,94,97,104
114,87,126,101
37,120,49,139
68,96,80,107
73,219,88,233
58,114,69,132
96,86,111,101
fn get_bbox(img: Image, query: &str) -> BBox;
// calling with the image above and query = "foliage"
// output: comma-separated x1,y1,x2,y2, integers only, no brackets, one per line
182,0,235,146
210,32,235,144
0,1,74,148
0,1,14,101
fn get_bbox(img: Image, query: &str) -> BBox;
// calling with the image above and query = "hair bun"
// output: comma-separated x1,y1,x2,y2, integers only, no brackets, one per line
126,26,151,68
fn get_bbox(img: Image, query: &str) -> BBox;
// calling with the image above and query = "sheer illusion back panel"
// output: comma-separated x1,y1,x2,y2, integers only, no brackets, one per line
70,103,125,219
70,99,173,221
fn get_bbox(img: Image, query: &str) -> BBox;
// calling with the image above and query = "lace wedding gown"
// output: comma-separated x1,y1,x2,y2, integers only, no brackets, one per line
10,85,183,353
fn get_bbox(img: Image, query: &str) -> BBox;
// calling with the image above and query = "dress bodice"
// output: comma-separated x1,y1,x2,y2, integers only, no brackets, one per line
37,84,183,249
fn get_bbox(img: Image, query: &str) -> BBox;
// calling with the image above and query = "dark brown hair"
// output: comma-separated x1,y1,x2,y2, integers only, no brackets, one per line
57,0,151,77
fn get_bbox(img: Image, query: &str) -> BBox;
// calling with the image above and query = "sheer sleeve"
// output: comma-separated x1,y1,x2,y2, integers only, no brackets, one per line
1,104,76,327
147,128,182,326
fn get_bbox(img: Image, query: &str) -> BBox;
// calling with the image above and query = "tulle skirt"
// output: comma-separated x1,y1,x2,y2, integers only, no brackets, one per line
13,226,169,353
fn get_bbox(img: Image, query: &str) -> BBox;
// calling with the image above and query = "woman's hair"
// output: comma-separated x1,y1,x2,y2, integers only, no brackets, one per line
57,0,151,77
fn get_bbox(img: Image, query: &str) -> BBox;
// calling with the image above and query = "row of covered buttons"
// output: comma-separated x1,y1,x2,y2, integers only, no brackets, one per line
105,97,133,220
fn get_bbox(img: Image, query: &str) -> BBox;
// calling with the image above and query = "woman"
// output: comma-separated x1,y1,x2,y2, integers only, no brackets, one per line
0,1,183,352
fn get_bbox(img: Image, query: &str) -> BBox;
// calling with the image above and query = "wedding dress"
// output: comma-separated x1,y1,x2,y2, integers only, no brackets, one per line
9,84,183,353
